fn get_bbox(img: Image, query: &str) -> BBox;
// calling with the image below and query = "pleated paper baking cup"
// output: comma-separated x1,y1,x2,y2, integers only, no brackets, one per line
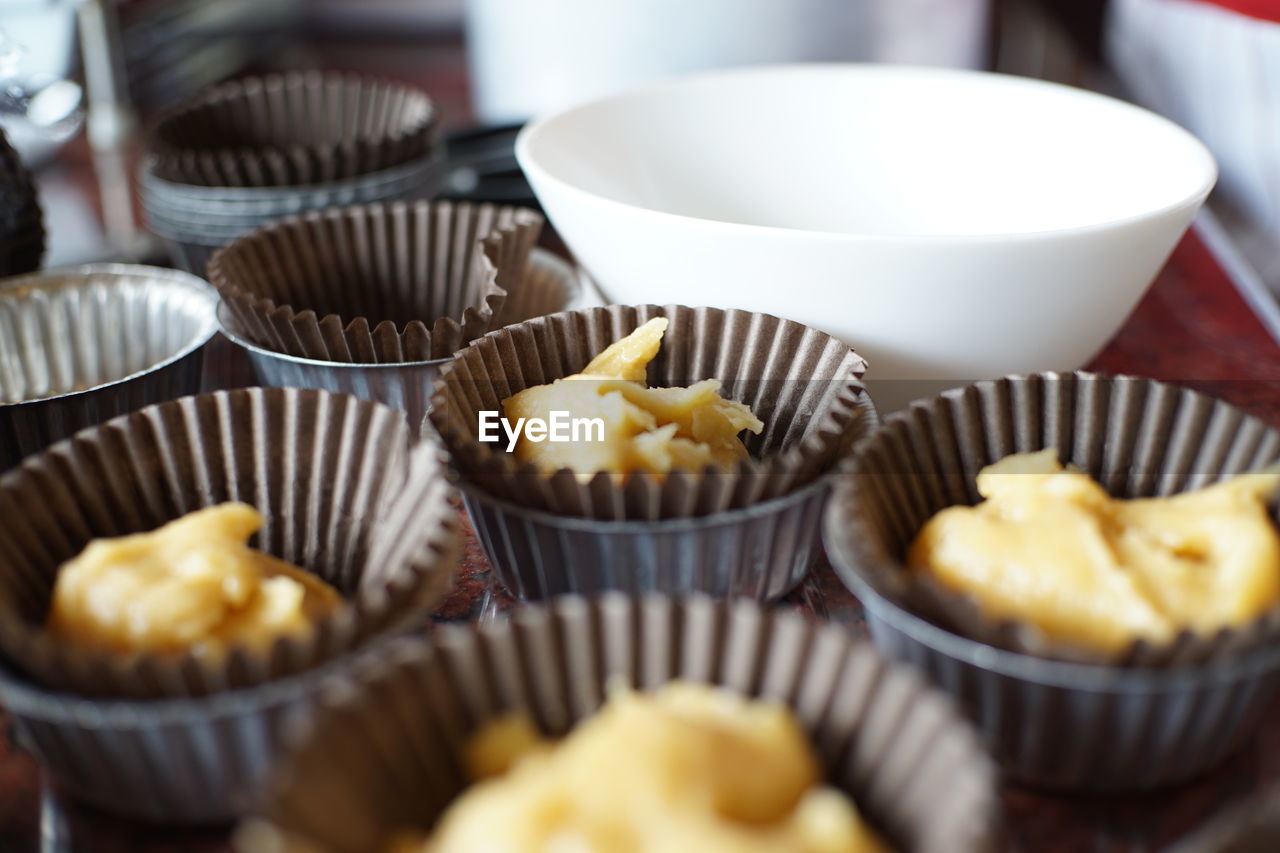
209,201,543,363
148,71,438,187
429,304,873,521
0,387,461,700
824,371,1280,790
0,264,216,471
0,127,45,276
244,595,999,853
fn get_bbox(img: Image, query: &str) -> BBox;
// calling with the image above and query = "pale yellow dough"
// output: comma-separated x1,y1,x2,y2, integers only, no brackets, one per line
907,449,1280,655
47,502,342,657
409,682,887,853
502,318,764,476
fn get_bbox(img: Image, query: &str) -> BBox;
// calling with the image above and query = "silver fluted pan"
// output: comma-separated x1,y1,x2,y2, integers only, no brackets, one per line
824,371,1280,791
0,645,366,824
462,474,831,601
142,151,448,275
140,149,446,217
219,309,445,431
0,264,216,470
0,392,462,821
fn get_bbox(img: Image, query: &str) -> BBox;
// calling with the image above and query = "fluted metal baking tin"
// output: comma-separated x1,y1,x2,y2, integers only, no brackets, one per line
0,648,365,824
824,371,1280,791
143,154,448,275
219,311,444,430
0,264,216,470
463,475,832,601
140,150,446,217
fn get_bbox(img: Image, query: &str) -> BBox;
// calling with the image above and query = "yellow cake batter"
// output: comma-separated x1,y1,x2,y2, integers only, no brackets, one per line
907,449,1280,655
47,502,341,657
502,318,764,476
410,682,886,853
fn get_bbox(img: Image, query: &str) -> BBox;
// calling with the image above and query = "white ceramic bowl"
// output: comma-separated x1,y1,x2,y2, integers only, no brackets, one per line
516,64,1216,387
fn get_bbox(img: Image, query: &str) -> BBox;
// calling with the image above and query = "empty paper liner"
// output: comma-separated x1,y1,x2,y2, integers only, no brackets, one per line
824,371,1280,789
428,304,873,521
148,71,439,187
245,594,998,853
0,128,45,276
0,264,217,471
0,387,462,700
209,201,544,363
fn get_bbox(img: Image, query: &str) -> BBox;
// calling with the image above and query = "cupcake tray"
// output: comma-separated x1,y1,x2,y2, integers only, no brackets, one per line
2,225,1279,851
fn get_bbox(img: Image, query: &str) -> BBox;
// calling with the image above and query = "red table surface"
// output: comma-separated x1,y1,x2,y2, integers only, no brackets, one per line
0,227,1278,851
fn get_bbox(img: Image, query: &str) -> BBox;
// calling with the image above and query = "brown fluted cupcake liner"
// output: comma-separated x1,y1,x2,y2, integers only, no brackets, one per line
0,127,45,276
243,594,999,853
832,371,1280,667
0,387,461,700
428,304,873,521
825,371,1280,789
480,226,581,327
0,264,217,471
209,201,543,363
148,71,438,188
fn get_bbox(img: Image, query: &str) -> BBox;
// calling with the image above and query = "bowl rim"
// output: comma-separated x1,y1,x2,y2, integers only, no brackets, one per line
0,263,218,407
516,62,1218,244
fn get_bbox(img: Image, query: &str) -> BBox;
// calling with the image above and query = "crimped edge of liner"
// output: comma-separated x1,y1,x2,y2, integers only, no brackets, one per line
208,202,544,363
147,71,439,187
427,304,873,520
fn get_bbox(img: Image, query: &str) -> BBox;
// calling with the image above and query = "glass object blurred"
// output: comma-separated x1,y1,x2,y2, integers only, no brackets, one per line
0,3,84,169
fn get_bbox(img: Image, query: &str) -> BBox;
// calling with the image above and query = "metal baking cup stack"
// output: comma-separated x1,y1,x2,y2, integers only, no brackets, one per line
139,71,447,274
825,371,1280,791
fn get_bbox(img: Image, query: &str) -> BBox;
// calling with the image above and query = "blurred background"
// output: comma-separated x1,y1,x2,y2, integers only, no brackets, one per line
1,0,1277,338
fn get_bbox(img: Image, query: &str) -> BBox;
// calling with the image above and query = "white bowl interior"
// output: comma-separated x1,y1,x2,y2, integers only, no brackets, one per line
522,65,1215,237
